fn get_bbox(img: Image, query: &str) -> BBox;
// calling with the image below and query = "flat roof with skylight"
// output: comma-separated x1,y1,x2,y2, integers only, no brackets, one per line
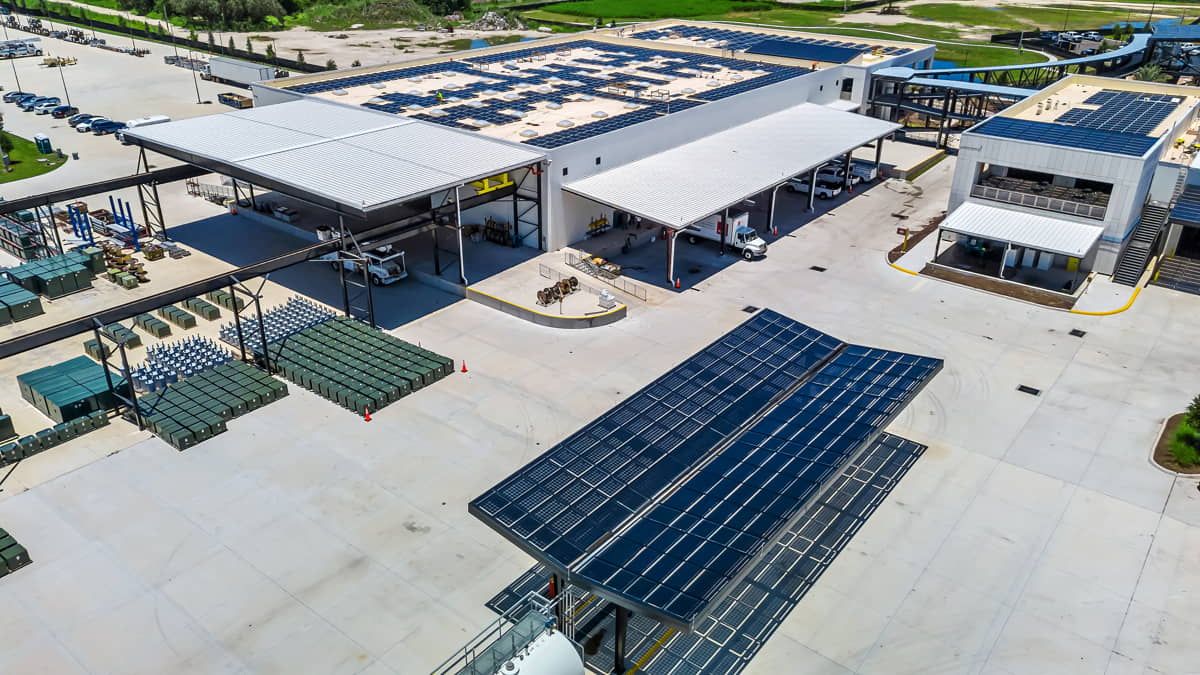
966,75,1200,157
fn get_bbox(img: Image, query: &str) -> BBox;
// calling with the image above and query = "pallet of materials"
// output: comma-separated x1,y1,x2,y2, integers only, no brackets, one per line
140,360,288,450
5,249,101,299
0,527,32,577
83,338,110,360
266,317,452,414
183,297,220,320
0,215,42,260
0,411,109,468
18,356,128,424
206,289,245,312
133,313,172,338
0,280,43,324
157,305,196,330
101,323,141,349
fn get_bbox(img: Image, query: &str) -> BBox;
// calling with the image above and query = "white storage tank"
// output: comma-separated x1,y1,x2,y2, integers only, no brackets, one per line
494,629,584,675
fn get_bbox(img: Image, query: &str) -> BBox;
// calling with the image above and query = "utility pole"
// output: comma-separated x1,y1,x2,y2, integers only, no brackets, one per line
56,61,69,106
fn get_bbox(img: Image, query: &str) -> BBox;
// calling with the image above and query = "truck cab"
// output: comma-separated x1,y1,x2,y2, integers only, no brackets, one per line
315,227,408,285
685,209,767,260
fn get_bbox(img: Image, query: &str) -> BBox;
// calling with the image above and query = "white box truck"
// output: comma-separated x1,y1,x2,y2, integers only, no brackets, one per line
684,209,767,260
204,56,276,87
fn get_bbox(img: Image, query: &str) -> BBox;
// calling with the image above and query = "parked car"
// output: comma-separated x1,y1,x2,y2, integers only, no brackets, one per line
91,120,126,136
786,177,841,199
849,160,880,183
50,104,78,118
75,117,108,132
2,90,31,103
817,164,861,186
34,99,62,114
20,96,57,112
66,112,95,125
11,93,39,107
1083,31,1102,41
21,95,58,111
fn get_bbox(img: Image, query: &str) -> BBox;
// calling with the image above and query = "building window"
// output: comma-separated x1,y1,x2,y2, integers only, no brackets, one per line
562,167,568,177
595,157,601,165
819,85,824,92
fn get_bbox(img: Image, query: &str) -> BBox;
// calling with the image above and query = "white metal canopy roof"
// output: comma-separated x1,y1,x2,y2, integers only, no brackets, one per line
940,202,1103,258
124,99,544,214
562,103,899,228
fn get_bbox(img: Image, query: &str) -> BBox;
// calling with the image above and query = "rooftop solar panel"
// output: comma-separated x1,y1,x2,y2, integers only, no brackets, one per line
470,309,942,628
969,116,1159,156
745,39,862,64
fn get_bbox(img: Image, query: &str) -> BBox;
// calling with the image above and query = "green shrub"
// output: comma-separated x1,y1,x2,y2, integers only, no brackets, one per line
1170,420,1200,467
1187,394,1200,429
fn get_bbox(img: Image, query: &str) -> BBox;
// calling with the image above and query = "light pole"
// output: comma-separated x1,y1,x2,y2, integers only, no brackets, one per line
1147,1,1157,27
163,1,200,104
8,56,21,93
56,61,69,106
1062,1,1071,30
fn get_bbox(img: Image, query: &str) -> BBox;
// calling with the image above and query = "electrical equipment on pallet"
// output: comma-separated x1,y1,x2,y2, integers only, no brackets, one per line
17,357,127,424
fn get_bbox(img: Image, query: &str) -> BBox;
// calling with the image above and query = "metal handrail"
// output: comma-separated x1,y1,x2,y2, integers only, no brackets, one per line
971,184,1106,220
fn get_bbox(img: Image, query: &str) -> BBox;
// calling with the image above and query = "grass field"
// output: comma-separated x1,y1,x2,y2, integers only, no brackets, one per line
801,25,1046,67
538,0,776,20
904,3,1162,31
0,132,67,185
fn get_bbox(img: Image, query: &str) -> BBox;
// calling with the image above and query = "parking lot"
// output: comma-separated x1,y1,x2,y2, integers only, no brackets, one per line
0,25,242,196
0,146,1197,674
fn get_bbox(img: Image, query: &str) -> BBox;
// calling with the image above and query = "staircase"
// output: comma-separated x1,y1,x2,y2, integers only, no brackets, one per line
1153,256,1200,296
1112,203,1170,286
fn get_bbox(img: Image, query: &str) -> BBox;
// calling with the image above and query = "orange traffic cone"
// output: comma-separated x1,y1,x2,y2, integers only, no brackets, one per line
461,361,468,373
772,225,779,236
363,406,371,422
674,278,681,289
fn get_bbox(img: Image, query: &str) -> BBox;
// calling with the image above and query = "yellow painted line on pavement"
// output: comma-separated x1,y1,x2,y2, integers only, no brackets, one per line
629,627,678,674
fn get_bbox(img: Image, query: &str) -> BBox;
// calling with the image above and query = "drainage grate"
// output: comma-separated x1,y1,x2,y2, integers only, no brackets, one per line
1017,385,1041,396
809,266,827,272
742,305,760,314
1069,329,1087,338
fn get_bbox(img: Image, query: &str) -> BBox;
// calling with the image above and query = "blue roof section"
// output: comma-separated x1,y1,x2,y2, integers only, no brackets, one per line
1173,185,1200,224
1149,24,1200,41
745,39,861,64
968,117,1160,156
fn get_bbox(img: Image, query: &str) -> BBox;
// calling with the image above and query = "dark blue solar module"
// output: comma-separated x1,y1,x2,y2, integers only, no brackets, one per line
1055,89,1181,135
629,24,913,56
1173,185,1200,224
470,309,942,628
744,39,861,64
969,116,1159,156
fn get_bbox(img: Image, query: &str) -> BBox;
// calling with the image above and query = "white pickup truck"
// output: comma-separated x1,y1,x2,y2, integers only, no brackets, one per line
685,209,767,260
324,249,408,286
786,177,841,200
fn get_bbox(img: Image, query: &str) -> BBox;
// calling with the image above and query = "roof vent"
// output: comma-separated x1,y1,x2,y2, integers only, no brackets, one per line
556,120,575,128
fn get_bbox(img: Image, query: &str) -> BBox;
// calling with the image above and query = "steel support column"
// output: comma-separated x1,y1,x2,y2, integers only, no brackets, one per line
614,606,629,675
808,168,817,212
230,283,247,362
666,228,677,283
843,152,853,192
454,185,467,285
719,207,728,256
337,216,350,316
875,137,884,168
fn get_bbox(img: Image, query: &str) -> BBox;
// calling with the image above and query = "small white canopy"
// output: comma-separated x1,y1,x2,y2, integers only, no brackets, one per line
941,202,1103,258
562,103,899,228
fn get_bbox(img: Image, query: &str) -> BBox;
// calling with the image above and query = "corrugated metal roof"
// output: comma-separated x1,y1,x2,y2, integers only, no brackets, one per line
562,103,898,227
125,99,543,213
941,202,1103,257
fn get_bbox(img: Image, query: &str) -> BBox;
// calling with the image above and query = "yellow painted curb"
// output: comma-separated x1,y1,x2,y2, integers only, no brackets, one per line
1069,286,1141,316
888,261,919,276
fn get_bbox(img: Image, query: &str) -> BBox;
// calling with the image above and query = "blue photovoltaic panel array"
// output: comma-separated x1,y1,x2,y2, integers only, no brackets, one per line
744,39,862,64
1056,89,1181,135
969,117,1158,156
1172,185,1200,224
471,309,942,628
283,38,806,148
470,310,842,572
630,24,913,56
574,346,941,625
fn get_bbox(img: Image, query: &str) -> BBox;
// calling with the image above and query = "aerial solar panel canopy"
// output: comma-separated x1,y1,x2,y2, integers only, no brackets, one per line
470,309,942,629
966,117,1160,157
